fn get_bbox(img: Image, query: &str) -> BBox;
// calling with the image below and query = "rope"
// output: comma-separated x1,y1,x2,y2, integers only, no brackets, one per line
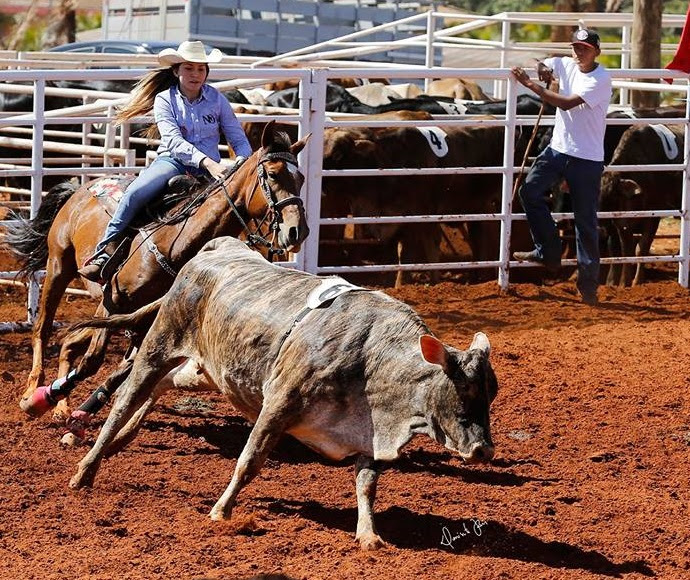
511,101,545,202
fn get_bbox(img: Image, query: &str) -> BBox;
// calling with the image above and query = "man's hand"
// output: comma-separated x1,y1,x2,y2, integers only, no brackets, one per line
536,61,554,84
511,66,531,88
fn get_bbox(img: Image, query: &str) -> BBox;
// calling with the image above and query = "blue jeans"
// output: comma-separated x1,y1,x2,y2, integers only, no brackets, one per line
519,147,604,297
94,156,198,255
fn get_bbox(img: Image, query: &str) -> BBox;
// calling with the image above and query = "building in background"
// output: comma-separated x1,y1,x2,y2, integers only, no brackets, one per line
102,0,438,64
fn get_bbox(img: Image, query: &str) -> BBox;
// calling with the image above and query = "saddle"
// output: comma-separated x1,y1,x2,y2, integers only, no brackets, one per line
87,173,208,280
88,173,206,228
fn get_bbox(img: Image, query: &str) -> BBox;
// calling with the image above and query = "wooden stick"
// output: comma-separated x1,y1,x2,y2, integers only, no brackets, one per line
511,101,545,202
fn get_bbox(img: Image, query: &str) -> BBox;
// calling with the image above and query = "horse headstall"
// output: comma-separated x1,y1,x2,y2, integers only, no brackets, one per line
219,150,304,261
257,150,304,215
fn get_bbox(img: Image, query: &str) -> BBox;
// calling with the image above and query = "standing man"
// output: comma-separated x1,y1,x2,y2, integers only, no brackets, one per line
511,28,612,306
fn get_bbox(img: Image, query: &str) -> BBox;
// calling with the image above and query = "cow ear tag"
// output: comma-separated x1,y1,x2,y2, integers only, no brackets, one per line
419,335,448,370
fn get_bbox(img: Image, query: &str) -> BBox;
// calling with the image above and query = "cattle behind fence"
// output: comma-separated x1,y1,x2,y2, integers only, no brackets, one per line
1,63,689,332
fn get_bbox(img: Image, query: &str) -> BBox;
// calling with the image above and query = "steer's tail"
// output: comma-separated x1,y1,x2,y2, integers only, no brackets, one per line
70,297,164,332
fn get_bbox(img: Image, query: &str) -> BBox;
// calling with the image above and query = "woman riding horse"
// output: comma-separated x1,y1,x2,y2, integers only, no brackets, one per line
79,40,253,282
6,85,308,424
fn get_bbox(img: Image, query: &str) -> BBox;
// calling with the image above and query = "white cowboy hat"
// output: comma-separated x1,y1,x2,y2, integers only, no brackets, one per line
158,41,223,66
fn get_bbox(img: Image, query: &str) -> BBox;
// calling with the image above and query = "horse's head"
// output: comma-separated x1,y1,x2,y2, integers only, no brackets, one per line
240,121,310,256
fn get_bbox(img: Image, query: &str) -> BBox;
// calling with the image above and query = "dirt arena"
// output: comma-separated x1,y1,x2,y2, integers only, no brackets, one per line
0,238,689,580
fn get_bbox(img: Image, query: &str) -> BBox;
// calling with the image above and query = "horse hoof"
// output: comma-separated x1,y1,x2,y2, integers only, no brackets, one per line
65,410,92,441
60,432,83,447
19,386,56,418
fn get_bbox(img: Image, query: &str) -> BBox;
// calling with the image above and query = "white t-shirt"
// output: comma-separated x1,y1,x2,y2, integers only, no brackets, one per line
543,56,612,162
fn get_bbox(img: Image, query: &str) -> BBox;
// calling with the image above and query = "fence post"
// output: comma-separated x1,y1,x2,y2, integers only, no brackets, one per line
498,72,518,290
678,84,690,288
293,70,313,272
302,69,327,275
424,10,436,94
495,18,511,100
27,78,46,323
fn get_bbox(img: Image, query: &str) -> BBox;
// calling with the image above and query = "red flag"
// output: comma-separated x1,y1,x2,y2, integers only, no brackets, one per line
665,5,690,83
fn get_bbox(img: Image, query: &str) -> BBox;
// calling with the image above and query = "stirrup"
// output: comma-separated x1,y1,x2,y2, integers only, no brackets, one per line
100,238,130,282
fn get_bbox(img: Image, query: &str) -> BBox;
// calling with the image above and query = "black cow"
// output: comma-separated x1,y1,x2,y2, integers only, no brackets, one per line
600,122,683,286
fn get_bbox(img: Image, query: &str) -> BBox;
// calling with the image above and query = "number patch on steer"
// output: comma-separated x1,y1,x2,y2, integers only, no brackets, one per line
416,127,449,158
306,277,365,309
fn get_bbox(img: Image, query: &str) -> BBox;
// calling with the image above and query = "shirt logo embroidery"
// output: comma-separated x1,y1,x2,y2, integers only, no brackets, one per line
203,114,218,124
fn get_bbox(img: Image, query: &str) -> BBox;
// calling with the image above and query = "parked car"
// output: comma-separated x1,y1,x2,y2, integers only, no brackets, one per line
47,40,223,56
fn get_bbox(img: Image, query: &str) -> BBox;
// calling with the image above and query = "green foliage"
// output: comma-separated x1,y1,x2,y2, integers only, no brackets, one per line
77,12,102,33
0,8,100,51
442,0,686,14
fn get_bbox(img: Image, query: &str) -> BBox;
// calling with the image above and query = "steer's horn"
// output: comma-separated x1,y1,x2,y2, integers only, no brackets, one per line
469,332,491,355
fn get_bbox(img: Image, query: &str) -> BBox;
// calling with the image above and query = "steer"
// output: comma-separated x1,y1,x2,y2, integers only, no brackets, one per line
69,236,497,550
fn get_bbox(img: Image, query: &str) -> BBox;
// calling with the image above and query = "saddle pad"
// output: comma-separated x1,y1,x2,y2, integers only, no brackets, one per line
88,177,134,215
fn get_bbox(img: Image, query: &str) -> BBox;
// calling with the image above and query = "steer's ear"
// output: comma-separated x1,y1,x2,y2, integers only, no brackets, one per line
419,334,449,371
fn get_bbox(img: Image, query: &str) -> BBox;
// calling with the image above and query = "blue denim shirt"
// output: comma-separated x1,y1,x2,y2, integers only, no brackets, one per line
154,84,252,168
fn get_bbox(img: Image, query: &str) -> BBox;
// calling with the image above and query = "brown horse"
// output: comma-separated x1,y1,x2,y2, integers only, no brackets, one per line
5,122,309,421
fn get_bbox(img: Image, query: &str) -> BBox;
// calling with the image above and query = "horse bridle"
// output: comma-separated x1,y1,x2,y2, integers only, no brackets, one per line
220,149,304,262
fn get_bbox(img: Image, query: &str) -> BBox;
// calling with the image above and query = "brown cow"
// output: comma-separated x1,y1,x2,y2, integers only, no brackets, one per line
426,78,493,101
68,235,497,550
321,120,534,284
600,123,683,286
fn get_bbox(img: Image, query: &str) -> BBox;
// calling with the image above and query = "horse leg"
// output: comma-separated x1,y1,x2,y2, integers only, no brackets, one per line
49,327,96,420
69,350,185,490
60,347,137,446
23,253,76,402
104,359,214,457
22,324,112,421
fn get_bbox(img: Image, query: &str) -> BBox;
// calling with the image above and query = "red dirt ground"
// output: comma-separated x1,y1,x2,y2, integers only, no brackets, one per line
0,246,689,580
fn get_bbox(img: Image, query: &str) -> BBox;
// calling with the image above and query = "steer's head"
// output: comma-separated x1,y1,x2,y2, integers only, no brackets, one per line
420,332,497,463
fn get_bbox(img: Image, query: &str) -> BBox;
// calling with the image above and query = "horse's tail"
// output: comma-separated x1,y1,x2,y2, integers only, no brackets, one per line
70,297,164,333
2,180,78,279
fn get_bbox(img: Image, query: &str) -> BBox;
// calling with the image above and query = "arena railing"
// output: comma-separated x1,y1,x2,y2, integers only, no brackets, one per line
0,58,688,332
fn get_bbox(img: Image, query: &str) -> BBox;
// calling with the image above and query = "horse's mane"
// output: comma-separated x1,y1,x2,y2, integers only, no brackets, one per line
267,131,293,152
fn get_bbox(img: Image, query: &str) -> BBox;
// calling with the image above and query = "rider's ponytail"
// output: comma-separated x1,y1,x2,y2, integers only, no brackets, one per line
115,66,180,140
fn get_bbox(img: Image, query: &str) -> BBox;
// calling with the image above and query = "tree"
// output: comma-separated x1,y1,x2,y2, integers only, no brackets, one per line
631,0,663,107
42,0,77,48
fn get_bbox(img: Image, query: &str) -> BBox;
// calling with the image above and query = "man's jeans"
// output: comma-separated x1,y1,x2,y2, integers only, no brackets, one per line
94,156,196,255
519,147,604,297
